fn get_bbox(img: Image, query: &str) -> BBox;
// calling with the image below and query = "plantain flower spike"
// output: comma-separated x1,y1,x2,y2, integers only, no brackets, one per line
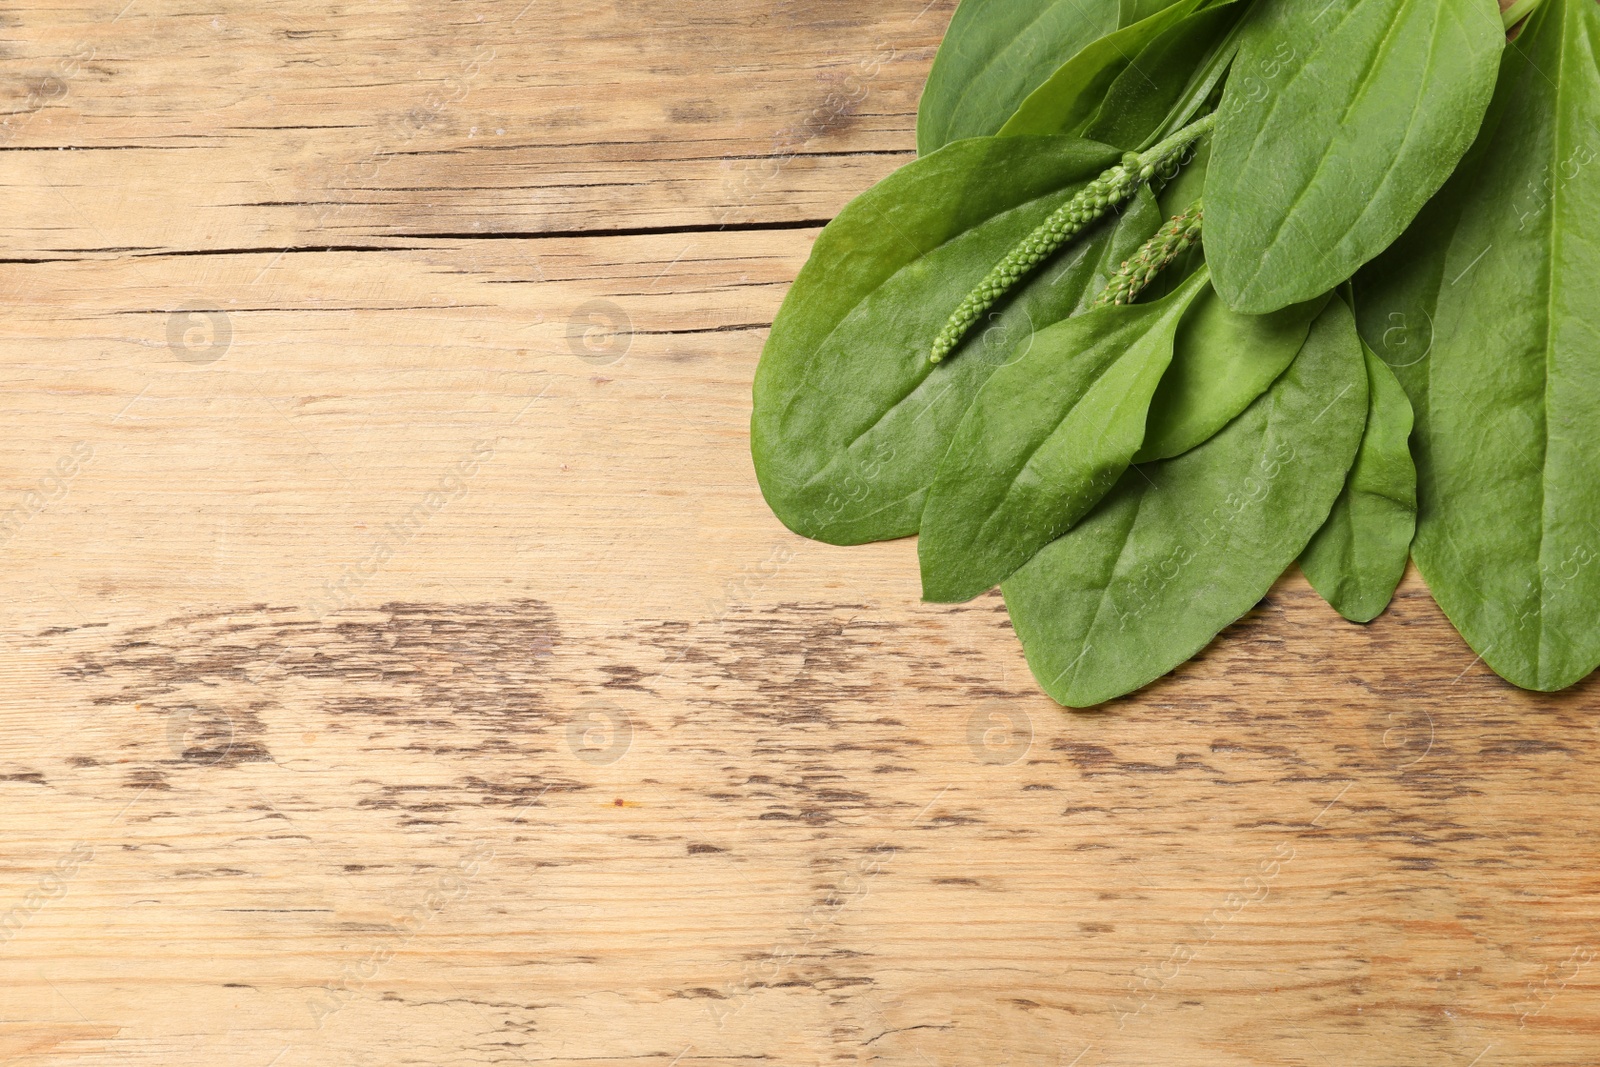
1092,199,1204,309
929,112,1215,364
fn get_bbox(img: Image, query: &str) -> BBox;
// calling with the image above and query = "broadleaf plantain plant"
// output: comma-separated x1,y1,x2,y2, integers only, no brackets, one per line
752,0,1599,706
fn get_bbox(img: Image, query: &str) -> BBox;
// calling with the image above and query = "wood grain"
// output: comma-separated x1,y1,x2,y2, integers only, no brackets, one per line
1,2,1597,1065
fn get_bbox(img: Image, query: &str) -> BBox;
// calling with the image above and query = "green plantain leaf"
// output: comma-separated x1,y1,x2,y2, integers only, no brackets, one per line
1353,0,1600,690
1001,296,1368,708
919,270,1211,604
1205,0,1503,314
1081,2,1246,152
917,0,1200,154
751,137,1162,546
998,0,1208,141
916,0,1122,155
1299,339,1417,623
1135,285,1327,462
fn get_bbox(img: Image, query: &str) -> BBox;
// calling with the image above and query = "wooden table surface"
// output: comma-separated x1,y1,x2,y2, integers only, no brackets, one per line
2,2,1597,1064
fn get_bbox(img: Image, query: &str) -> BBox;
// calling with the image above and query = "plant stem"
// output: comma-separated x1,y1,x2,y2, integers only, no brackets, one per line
1091,200,1204,309
1501,0,1543,28
928,113,1217,364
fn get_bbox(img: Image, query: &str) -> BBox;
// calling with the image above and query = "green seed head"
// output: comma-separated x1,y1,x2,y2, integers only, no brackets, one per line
928,115,1216,364
1090,199,1205,310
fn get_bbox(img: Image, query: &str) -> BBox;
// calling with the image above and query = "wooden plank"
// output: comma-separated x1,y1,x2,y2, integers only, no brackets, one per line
0,0,935,255
1,1,1598,1065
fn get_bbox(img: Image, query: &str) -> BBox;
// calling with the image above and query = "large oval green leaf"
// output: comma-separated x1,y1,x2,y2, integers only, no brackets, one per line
1000,296,1368,708
917,0,1121,155
1299,340,1417,624
997,0,1208,142
1205,0,1503,314
916,0,1192,155
751,137,1162,546
1353,0,1600,691
918,270,1211,605
1135,285,1326,462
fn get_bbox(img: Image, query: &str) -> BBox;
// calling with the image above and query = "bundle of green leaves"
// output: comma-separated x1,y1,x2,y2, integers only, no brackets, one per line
751,0,1599,707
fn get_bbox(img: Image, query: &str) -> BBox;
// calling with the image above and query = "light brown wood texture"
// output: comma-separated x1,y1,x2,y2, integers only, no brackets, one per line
1,2,1597,1065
